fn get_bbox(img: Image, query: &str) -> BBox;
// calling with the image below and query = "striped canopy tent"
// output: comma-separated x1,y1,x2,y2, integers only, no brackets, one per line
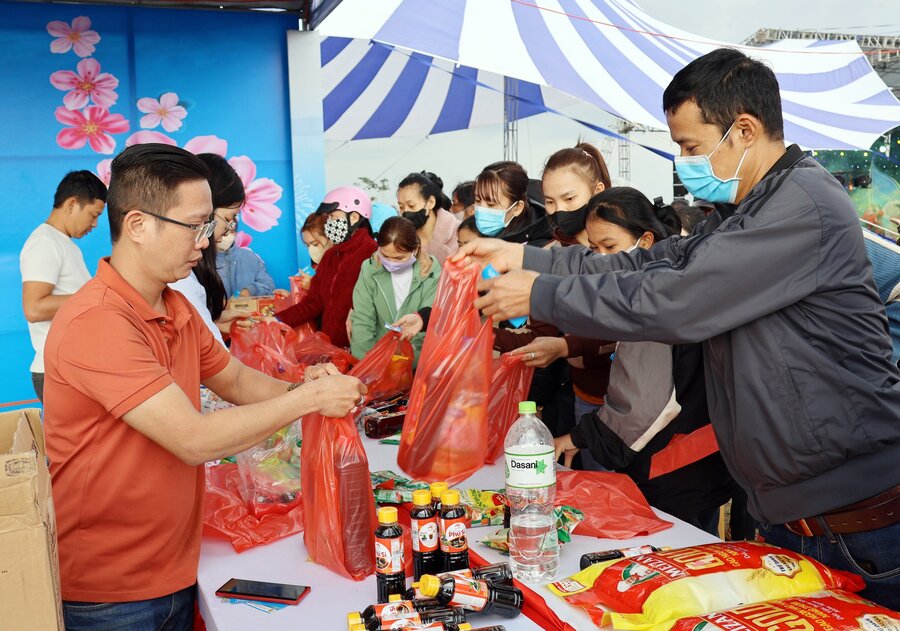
317,0,900,151
321,36,579,141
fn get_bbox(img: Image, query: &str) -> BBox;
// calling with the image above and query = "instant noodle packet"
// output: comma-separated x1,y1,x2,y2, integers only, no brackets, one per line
670,590,899,631
547,541,865,631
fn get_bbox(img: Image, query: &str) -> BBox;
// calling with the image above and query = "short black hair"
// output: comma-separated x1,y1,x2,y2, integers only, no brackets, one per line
106,143,210,243
587,187,682,242
53,170,107,208
196,153,245,211
663,48,784,141
458,214,482,236
454,180,475,208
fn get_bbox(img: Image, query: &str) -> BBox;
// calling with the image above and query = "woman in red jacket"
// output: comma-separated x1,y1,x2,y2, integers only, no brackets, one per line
275,186,376,348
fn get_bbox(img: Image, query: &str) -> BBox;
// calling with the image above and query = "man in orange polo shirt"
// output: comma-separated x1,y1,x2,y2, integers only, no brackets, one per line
43,144,366,631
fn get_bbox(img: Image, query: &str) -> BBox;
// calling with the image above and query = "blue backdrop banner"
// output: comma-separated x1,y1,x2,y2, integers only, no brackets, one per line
1,2,298,405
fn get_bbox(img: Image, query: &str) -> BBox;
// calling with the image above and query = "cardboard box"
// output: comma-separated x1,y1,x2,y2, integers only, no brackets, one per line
0,408,63,630
228,295,277,318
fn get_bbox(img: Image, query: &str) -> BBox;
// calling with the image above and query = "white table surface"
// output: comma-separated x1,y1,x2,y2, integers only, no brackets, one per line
198,437,719,631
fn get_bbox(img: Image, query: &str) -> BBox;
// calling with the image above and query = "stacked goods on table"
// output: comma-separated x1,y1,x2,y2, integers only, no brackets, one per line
547,541,898,630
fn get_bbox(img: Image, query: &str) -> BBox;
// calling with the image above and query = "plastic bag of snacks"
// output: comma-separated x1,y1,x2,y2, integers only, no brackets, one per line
274,275,310,311
670,591,899,631
203,463,304,552
235,421,302,519
230,320,305,382
460,489,507,528
547,542,866,631
398,259,492,484
292,331,357,374
301,412,377,580
485,353,535,464
350,331,415,403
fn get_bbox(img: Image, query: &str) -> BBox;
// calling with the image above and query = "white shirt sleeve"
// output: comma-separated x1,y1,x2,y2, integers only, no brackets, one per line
21,232,64,285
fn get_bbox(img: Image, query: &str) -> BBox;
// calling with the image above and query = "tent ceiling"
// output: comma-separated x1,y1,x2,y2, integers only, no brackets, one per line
317,0,900,150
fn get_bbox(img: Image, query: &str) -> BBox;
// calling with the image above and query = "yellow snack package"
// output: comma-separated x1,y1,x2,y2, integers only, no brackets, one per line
547,542,866,631
670,590,899,631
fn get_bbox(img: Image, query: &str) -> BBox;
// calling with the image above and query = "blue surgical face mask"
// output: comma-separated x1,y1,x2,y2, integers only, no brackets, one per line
474,202,516,236
674,122,748,204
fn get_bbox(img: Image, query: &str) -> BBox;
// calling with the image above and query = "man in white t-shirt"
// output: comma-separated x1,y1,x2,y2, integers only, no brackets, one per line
20,170,107,401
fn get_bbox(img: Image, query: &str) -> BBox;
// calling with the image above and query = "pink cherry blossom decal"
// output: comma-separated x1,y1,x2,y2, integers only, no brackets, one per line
96,159,112,187
184,135,227,156
47,17,101,58
125,130,177,146
55,106,129,154
137,92,187,132
228,156,283,232
235,231,253,248
50,58,119,110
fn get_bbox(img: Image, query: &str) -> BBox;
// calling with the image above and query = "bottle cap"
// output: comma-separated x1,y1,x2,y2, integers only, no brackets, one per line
459,625,473,631
518,400,537,414
347,612,362,625
412,489,433,506
388,594,402,602
430,482,449,500
417,574,441,597
349,625,367,631
377,506,398,524
440,489,460,506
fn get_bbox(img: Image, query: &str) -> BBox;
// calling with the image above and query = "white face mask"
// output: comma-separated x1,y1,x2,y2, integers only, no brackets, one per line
623,236,643,254
216,232,235,252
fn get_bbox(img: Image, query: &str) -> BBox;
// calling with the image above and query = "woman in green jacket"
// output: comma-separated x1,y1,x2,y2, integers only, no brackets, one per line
350,216,439,366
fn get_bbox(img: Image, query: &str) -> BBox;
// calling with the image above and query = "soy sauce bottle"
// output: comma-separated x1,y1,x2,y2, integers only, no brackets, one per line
402,564,513,599
430,482,449,511
438,490,469,572
411,489,441,580
374,507,405,603
579,545,665,570
362,607,467,631
415,574,524,618
353,596,441,625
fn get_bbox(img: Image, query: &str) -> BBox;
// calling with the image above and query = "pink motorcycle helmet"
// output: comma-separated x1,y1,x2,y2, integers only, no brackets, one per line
322,186,372,219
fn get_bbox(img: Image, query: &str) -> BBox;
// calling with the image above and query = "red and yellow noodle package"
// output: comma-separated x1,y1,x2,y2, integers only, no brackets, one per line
670,591,899,631
547,542,865,631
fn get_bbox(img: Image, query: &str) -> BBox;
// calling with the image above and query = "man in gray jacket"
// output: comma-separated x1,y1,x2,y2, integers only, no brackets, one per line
457,48,900,607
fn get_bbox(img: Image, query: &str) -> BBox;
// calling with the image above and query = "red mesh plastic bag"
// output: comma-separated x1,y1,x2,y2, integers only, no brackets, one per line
292,332,357,374
300,412,377,580
555,470,673,539
350,331,415,403
203,463,304,553
485,353,535,464
230,320,304,382
398,260,493,484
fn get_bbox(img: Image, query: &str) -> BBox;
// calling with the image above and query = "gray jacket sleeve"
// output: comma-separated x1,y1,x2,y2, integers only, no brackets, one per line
571,342,681,466
530,180,822,345
523,235,688,276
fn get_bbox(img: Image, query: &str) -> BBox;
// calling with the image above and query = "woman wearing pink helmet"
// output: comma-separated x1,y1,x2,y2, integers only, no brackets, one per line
275,186,376,347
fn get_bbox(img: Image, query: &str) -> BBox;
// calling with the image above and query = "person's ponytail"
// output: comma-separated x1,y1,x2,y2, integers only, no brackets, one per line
652,196,683,238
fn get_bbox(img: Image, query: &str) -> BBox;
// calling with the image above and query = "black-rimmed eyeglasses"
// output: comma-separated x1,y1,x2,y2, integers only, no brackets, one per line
140,210,216,243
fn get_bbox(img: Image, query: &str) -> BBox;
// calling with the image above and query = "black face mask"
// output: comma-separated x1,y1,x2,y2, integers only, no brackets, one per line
548,203,588,239
403,207,429,229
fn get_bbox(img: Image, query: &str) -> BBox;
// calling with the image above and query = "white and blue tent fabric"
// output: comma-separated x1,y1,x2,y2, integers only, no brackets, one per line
317,0,900,151
321,36,577,141
321,36,676,158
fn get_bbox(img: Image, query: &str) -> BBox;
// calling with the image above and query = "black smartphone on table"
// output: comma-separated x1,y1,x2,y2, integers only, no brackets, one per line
215,578,311,605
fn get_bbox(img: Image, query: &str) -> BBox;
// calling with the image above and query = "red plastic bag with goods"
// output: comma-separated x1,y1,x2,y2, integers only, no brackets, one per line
301,412,377,580
555,470,673,538
235,421,302,519
485,353,535,464
274,276,310,311
398,260,493,484
350,331,415,403
292,332,357,374
230,320,304,382
202,463,304,553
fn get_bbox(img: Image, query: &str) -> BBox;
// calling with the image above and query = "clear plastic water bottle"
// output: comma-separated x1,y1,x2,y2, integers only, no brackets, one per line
504,401,559,583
